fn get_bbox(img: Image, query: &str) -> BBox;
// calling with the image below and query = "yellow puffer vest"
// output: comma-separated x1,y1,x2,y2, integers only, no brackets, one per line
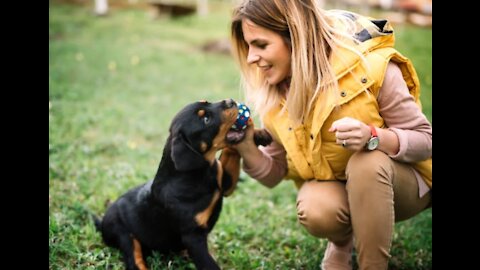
263,14,432,189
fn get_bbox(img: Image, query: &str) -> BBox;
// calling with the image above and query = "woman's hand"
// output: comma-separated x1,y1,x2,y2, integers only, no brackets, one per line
231,118,257,154
328,117,370,151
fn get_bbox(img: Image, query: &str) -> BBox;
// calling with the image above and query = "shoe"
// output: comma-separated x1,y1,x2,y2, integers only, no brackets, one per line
321,238,353,270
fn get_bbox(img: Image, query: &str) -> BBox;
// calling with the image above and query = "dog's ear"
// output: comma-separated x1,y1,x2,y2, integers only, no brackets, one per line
171,133,208,171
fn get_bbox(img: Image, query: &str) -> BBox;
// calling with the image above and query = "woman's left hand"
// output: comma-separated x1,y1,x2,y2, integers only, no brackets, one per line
328,117,371,151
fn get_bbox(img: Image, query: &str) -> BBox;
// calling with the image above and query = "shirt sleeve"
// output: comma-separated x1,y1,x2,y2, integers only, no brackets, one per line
377,62,432,162
242,137,288,185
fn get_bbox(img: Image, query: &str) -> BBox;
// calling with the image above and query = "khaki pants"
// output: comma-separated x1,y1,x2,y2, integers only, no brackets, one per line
296,151,431,269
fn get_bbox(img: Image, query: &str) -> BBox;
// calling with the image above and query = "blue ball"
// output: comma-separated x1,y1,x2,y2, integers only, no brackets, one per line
232,103,250,131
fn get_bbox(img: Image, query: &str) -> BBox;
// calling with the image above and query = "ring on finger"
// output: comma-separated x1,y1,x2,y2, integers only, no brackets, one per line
342,139,347,147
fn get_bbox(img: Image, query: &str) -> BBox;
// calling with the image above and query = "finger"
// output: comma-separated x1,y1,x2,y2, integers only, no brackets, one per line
247,117,254,127
244,118,255,138
335,130,355,140
328,118,342,132
329,118,349,132
328,122,338,132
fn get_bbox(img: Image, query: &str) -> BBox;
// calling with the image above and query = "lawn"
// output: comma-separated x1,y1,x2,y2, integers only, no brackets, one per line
49,1,432,269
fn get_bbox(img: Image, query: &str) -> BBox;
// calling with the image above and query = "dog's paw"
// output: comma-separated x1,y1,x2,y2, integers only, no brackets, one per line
253,129,273,146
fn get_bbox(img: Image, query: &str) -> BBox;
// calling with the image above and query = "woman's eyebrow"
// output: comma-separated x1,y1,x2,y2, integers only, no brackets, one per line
249,39,267,46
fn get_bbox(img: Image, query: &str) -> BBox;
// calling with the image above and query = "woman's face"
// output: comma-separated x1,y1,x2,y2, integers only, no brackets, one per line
241,19,291,86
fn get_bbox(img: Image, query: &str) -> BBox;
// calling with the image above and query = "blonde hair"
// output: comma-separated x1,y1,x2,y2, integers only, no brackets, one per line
231,0,366,125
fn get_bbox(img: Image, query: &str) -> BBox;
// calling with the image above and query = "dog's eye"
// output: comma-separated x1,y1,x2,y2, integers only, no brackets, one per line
203,115,210,125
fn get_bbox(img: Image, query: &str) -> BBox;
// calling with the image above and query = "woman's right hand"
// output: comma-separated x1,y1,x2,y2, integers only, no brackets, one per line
231,118,257,154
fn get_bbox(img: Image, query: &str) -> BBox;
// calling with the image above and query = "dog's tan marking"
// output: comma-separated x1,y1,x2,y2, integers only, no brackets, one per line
216,160,223,189
195,161,223,228
180,249,189,259
219,147,241,196
199,99,208,103
200,141,208,153
197,109,206,117
195,191,220,228
132,237,148,270
203,107,238,164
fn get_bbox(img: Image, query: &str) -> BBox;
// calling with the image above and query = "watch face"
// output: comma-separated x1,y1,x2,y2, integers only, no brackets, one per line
367,137,379,150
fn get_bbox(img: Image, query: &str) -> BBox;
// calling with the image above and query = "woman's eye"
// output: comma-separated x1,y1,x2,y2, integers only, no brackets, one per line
203,116,210,124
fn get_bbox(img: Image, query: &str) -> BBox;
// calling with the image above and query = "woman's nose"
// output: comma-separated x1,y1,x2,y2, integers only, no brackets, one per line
247,49,260,64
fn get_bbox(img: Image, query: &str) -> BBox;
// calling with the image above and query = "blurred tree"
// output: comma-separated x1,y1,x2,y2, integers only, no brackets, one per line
197,0,208,16
94,0,108,15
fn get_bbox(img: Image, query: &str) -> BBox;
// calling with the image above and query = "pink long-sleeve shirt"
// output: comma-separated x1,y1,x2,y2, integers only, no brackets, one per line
243,62,432,197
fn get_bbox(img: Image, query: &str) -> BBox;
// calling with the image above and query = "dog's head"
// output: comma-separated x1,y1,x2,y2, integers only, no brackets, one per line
169,99,239,171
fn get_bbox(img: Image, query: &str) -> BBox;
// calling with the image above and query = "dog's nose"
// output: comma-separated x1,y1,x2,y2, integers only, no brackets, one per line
224,98,236,108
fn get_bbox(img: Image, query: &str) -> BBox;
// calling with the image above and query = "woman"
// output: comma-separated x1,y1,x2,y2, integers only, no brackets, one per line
230,0,432,269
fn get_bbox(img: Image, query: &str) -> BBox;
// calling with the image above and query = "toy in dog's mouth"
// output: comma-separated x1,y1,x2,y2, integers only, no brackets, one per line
226,102,250,144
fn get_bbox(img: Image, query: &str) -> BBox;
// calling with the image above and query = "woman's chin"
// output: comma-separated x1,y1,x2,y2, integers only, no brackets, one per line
266,77,281,86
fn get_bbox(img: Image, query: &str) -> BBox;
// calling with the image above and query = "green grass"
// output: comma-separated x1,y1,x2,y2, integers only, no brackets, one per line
395,24,432,122
49,2,432,269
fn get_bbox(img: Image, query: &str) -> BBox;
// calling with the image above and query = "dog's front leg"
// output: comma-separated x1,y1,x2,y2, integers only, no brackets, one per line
181,232,220,270
219,147,241,196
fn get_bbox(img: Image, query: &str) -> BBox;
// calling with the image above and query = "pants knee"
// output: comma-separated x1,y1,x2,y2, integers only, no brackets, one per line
296,181,351,241
346,151,394,189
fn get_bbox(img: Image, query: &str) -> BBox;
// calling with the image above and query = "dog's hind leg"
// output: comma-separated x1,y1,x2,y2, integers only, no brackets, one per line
181,233,220,270
132,237,148,270
116,233,148,270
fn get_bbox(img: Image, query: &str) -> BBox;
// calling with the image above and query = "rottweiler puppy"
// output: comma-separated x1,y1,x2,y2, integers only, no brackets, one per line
94,99,272,270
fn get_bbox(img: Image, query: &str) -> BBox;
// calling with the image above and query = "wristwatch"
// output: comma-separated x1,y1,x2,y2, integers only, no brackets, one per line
366,124,379,151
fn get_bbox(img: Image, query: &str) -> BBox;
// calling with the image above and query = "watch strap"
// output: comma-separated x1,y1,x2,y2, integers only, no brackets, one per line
365,124,379,150
369,124,377,138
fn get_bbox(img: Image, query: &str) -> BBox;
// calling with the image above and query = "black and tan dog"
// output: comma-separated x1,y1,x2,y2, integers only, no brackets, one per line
94,99,271,270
